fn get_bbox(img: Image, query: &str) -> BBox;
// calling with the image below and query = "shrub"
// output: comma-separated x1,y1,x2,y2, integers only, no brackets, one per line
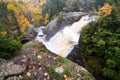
80,13,120,80
0,35,22,59
80,2,120,79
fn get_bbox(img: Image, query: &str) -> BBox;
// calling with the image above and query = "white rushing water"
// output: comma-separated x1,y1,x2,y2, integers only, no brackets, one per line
35,15,95,57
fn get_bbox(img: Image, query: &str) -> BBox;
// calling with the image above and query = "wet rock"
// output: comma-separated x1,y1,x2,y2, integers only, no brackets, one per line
45,12,87,40
21,36,31,44
67,45,83,65
21,24,37,44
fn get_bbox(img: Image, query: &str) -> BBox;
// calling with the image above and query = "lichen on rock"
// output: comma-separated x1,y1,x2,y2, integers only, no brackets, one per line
0,41,94,80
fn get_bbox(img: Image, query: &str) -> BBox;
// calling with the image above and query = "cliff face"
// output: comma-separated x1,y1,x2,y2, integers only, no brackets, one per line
45,12,86,40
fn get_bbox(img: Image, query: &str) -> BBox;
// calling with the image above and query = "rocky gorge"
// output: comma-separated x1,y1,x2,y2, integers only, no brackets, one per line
0,12,95,80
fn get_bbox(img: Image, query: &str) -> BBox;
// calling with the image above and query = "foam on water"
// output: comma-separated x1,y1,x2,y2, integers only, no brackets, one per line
35,15,95,57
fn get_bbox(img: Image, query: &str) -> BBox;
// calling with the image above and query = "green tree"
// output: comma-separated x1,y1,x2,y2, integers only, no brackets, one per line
0,35,22,59
42,0,64,19
80,1,120,79
0,1,21,37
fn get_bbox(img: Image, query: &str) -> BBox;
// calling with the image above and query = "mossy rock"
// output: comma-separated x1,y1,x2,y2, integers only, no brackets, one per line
33,41,95,80
0,41,94,80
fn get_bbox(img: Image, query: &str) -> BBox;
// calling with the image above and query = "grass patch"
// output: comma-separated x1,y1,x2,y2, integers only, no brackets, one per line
46,66,63,80
46,58,76,80
38,48,48,53
55,58,74,78
57,14,63,20
81,71,95,80
23,41,43,48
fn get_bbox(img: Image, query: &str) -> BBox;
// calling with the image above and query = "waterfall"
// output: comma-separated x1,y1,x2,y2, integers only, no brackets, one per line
35,15,95,57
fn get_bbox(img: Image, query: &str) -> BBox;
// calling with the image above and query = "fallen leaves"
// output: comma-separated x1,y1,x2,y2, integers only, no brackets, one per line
26,72,31,77
64,74,67,78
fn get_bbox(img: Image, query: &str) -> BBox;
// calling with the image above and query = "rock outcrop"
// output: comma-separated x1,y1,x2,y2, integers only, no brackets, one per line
0,41,94,80
22,12,87,43
45,12,87,40
21,24,37,44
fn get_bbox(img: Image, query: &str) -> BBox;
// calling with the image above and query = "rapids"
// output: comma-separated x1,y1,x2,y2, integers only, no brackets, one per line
35,15,95,57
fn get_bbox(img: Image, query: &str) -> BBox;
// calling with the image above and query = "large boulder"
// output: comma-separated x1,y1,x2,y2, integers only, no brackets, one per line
0,41,94,80
21,24,37,44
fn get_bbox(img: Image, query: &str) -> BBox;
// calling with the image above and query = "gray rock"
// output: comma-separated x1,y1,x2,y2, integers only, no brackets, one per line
21,24,37,44
45,12,87,40
55,66,64,73
0,77,4,80
0,61,26,77
0,41,95,80
6,76,23,80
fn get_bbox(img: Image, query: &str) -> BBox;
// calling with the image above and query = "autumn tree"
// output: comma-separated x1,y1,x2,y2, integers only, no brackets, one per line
24,0,47,26
24,2,41,26
0,1,20,37
0,0,50,38
7,1,29,33
43,13,49,25
98,3,112,16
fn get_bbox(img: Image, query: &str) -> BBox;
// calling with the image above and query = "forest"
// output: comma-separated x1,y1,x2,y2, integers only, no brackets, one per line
0,0,120,80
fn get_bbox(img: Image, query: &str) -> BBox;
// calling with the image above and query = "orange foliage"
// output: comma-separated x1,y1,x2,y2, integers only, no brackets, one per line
98,3,112,16
17,15,29,33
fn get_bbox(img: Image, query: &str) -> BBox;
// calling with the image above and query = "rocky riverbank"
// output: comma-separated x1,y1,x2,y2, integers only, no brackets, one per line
0,41,94,80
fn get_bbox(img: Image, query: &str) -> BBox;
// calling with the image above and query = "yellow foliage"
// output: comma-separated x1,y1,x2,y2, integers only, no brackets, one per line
24,2,41,14
33,7,41,14
18,4,25,13
6,0,48,31
24,2,42,25
98,3,112,16
0,0,2,2
0,31,7,36
7,2,30,33
17,15,29,33
7,3,16,11
24,2,34,10
32,15,42,24
43,13,49,25
40,0,46,6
